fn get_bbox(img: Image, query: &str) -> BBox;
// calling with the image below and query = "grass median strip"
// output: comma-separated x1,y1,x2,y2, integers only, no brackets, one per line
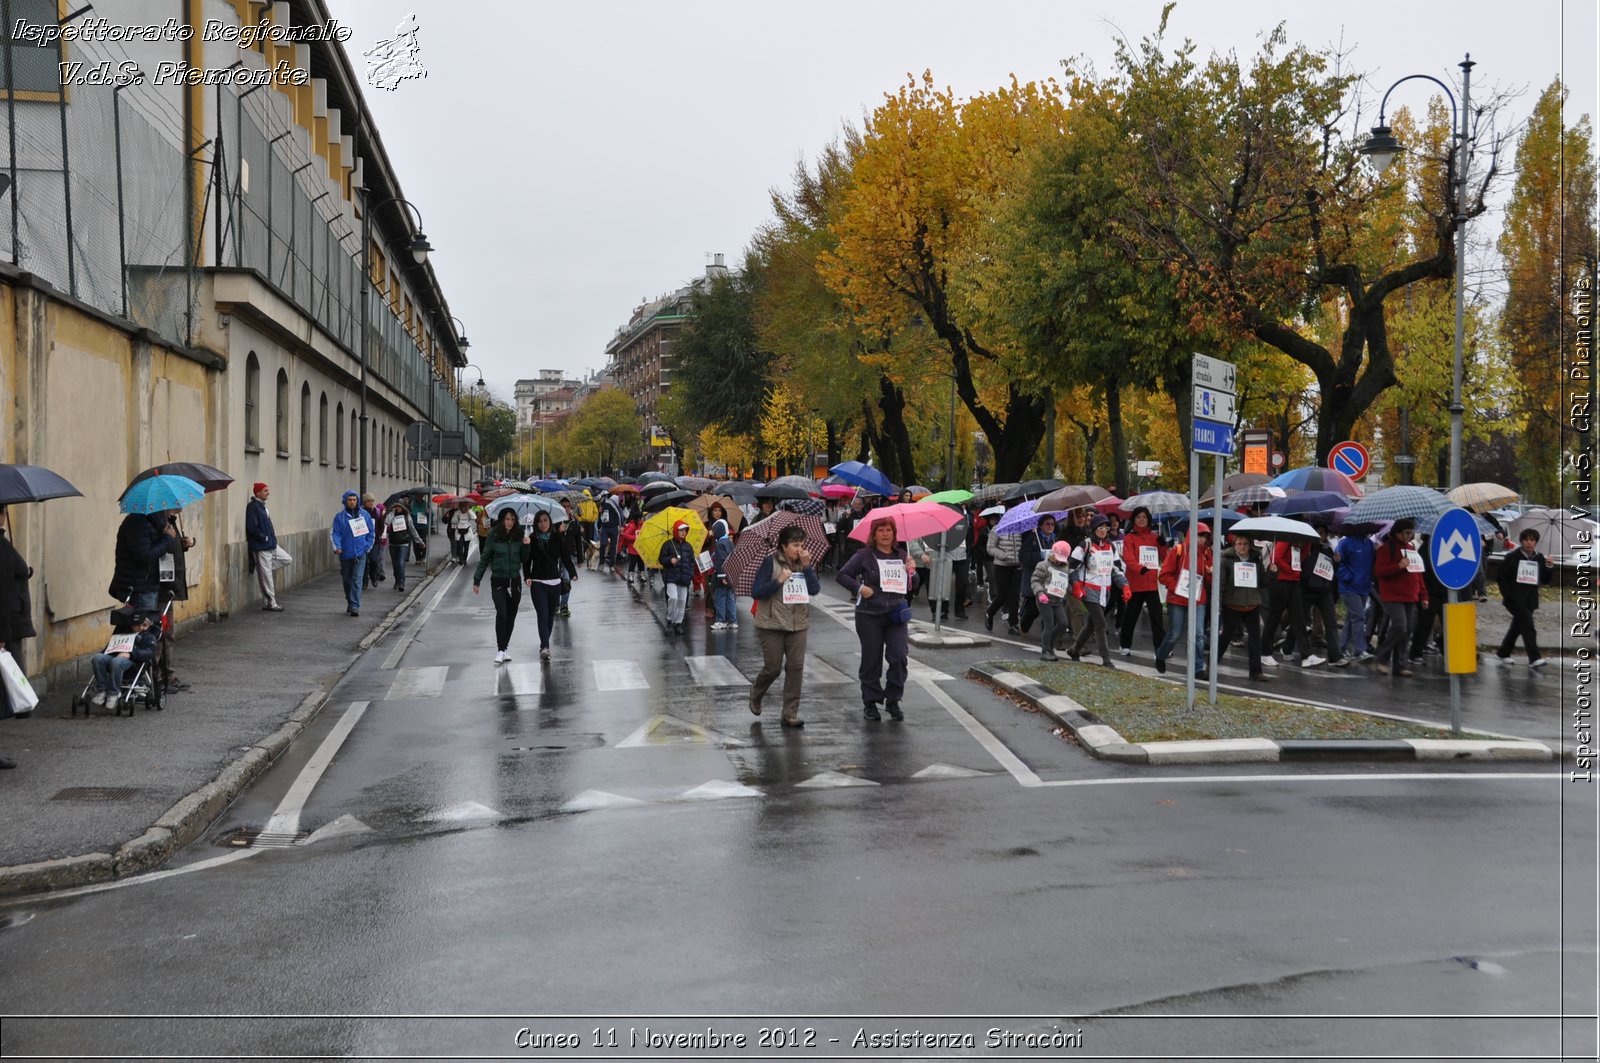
997,660,1490,744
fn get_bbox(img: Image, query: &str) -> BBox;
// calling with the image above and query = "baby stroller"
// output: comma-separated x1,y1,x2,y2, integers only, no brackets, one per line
70,602,168,717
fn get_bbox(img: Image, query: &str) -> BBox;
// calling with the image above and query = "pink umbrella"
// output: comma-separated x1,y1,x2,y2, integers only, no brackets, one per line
820,484,857,501
847,501,964,544
1094,494,1126,515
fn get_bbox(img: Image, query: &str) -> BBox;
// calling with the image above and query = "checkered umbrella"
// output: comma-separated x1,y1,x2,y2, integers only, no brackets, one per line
1123,490,1191,514
1222,485,1287,507
1342,485,1453,525
721,511,829,596
972,483,1020,505
779,497,827,517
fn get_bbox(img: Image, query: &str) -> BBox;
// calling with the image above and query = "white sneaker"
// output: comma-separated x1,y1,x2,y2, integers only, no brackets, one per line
494,650,506,664
90,691,108,708
1302,655,1326,668
1530,658,1550,669
1494,655,1514,667
502,649,512,660
1260,654,1279,667
1119,647,1131,657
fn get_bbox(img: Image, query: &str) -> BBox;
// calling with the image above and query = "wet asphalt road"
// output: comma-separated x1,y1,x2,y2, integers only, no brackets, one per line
0,565,1594,1060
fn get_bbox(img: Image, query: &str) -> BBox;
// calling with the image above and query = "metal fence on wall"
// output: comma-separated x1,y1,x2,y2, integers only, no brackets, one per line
0,22,476,459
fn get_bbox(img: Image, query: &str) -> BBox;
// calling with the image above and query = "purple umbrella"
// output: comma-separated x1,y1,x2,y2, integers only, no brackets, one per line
994,499,1069,535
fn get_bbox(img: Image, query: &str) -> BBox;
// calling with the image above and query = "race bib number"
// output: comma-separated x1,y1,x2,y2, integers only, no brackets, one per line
1048,570,1071,597
1404,549,1424,574
1139,545,1159,569
1313,555,1334,582
695,551,713,573
390,516,407,532
782,575,810,604
823,522,836,535
105,633,136,654
347,517,369,538
158,554,176,582
1517,559,1539,585
1174,569,1194,599
1289,548,1302,573
878,558,908,594
1088,551,1113,578
1233,562,1258,588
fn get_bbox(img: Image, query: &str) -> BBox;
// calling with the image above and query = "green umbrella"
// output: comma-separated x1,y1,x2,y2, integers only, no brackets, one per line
920,488,974,504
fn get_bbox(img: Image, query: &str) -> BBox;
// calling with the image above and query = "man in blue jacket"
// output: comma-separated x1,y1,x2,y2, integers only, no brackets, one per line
330,490,376,616
1334,530,1376,660
246,482,285,611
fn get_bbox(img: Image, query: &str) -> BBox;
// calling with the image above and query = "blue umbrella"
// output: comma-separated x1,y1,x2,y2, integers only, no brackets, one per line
1266,491,1350,516
1268,465,1362,496
532,479,568,493
830,460,896,497
119,474,204,515
1165,508,1245,534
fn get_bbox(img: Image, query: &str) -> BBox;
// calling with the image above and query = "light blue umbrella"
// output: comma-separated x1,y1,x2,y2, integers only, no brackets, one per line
486,493,567,525
119,474,204,515
532,479,568,493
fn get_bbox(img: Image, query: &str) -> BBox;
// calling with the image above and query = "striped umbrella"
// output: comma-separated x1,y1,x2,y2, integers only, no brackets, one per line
1123,490,1190,514
972,482,1019,505
1343,485,1454,525
1447,482,1519,513
1222,485,1286,507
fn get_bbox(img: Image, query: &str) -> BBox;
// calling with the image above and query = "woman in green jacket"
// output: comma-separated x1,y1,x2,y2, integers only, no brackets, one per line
473,508,531,663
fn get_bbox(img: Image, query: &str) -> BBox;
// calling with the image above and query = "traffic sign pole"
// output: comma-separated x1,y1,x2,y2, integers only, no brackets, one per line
1430,507,1483,733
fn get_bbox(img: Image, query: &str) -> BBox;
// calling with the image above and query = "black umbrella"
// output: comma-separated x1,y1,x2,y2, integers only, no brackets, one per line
637,471,674,484
643,489,698,513
1005,478,1065,500
640,480,678,495
754,483,812,502
718,481,759,505
0,463,82,505
384,487,434,506
119,461,234,500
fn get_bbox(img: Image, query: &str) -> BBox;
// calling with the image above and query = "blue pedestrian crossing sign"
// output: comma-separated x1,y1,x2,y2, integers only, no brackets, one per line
1430,507,1482,591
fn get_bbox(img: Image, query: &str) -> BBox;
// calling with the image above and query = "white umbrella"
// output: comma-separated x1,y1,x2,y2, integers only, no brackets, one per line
1229,516,1321,542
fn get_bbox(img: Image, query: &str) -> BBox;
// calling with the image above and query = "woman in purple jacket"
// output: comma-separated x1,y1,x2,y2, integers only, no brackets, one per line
836,517,919,722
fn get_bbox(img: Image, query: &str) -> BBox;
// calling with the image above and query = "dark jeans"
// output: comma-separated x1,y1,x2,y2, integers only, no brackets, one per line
1072,599,1112,663
1039,598,1070,652
1375,600,1416,669
986,565,1020,626
491,577,522,652
339,554,366,610
1155,601,1208,675
364,544,384,585
1263,578,1310,659
529,581,561,650
1303,589,1344,662
451,534,470,565
855,609,909,706
1219,607,1264,676
599,526,619,567
389,542,411,590
1497,602,1542,662
1410,597,1444,658
1119,589,1166,651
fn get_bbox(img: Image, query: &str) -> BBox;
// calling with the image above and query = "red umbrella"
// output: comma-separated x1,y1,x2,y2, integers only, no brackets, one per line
722,511,829,597
1094,494,1126,515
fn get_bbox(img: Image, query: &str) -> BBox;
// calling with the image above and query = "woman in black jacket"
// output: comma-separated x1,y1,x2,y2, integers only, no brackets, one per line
523,511,577,660
110,510,178,611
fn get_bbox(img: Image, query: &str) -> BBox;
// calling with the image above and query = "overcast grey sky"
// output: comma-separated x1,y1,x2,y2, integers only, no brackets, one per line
334,0,1597,400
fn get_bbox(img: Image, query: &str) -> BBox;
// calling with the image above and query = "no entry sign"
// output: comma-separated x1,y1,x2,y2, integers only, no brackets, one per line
1329,440,1370,480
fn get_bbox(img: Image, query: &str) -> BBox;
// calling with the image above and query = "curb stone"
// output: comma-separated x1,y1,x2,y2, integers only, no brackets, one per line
0,563,444,900
967,662,1556,765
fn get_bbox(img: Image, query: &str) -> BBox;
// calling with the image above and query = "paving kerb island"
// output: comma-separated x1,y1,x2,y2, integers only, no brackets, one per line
0,554,450,898
967,662,1557,765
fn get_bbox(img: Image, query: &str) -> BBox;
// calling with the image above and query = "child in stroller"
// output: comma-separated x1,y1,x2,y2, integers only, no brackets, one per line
83,605,163,714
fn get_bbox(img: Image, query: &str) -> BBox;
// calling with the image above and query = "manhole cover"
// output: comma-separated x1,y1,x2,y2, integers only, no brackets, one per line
213,827,309,849
51,787,140,802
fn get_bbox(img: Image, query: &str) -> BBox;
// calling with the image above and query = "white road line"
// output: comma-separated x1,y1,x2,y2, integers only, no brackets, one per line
1033,772,1561,788
917,677,1043,787
685,655,750,687
381,563,464,670
592,659,649,691
804,655,855,685
496,663,543,696
386,666,449,700
263,700,371,836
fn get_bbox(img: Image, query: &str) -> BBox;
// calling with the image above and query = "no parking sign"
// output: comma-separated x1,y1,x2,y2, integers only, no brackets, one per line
1329,440,1370,480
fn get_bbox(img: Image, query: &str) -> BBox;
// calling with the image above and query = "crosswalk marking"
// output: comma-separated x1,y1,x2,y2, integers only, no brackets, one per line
804,655,855,685
495,664,543,696
562,790,646,812
685,655,750,687
387,666,449,700
592,659,649,691
422,801,504,823
617,714,747,749
681,779,763,801
796,770,879,789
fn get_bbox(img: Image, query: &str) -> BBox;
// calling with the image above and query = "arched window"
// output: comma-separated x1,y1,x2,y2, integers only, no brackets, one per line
318,393,329,463
300,382,312,460
336,402,345,467
350,411,359,470
244,353,261,450
275,369,289,456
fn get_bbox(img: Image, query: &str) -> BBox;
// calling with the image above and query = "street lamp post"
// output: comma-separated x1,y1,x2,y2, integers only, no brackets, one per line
1361,55,1474,734
457,362,485,490
358,190,432,499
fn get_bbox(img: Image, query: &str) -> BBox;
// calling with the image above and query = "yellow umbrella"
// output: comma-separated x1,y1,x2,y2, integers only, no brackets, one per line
686,493,744,534
637,507,708,569
1447,482,1519,513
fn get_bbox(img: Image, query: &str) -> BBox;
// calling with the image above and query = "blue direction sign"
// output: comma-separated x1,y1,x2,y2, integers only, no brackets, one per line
1191,418,1235,456
1430,506,1482,590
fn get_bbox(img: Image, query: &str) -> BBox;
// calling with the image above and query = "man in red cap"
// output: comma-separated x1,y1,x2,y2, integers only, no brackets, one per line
245,482,286,611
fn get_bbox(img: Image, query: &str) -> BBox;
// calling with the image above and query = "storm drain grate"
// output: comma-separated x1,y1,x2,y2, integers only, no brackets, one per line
51,787,140,802
213,827,310,849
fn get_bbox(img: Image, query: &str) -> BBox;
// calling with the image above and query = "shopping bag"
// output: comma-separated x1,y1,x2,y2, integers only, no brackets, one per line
0,652,39,715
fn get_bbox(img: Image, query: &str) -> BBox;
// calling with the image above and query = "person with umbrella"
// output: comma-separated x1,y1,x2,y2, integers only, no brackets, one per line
1334,521,1377,660
1117,506,1166,657
246,483,288,611
330,490,376,617
447,499,476,567
1216,531,1270,681
1494,527,1554,668
558,499,584,617
836,517,918,721
361,494,388,589
597,491,623,573
0,505,36,767
522,510,578,660
1300,521,1350,668
472,507,532,664
1372,519,1427,677
111,505,185,614
658,520,698,636
747,525,822,728
385,499,423,594
1407,534,1448,665
1261,536,1320,668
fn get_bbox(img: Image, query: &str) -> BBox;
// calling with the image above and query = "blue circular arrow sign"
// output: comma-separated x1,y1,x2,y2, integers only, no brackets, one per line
1430,507,1482,591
